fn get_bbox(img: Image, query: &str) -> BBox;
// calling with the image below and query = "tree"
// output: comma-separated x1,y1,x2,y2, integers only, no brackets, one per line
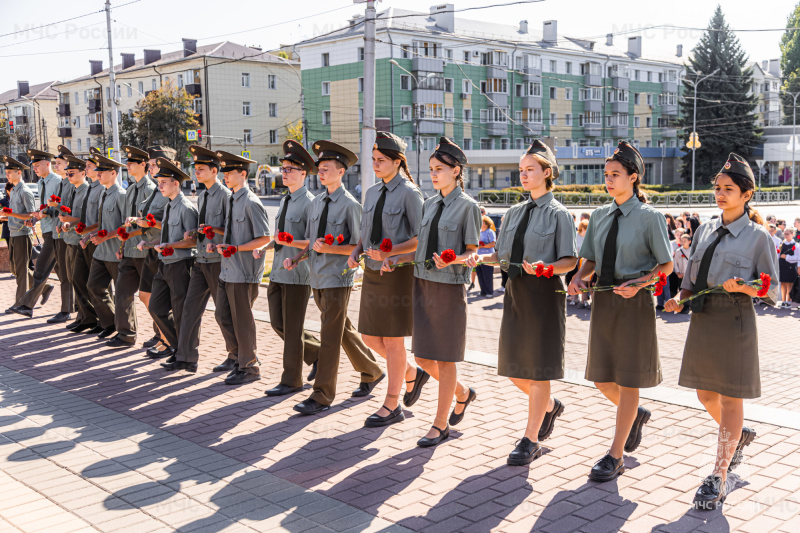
676,5,761,184
117,79,199,165
781,2,800,123
286,119,303,143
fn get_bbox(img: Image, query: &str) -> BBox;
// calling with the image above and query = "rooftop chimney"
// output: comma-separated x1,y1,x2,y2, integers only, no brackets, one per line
430,4,455,33
89,60,103,76
676,44,683,58
768,59,780,77
627,36,642,58
606,34,613,46
143,49,161,65
182,38,197,57
519,20,528,34
543,20,557,44
121,53,135,70
17,81,29,98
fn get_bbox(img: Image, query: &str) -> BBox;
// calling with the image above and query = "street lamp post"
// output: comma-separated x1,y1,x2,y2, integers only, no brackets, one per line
685,68,719,194
788,91,800,201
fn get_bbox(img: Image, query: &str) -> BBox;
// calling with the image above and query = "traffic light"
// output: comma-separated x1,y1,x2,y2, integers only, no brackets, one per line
8,120,13,134
197,129,202,141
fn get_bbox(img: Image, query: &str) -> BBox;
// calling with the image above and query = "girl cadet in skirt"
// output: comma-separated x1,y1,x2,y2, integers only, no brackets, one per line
665,154,779,511
567,141,674,483
467,140,577,465
347,131,428,429
382,137,480,448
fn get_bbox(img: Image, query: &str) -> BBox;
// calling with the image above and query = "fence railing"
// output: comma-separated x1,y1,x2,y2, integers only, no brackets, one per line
477,190,792,207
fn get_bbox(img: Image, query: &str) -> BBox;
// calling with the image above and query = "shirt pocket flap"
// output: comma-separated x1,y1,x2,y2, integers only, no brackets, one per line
532,220,556,236
724,252,752,270
385,206,403,216
169,216,182,226
286,213,302,223
235,213,246,222
439,221,459,232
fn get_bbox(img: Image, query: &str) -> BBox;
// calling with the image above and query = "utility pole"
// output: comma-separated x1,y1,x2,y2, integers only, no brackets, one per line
105,0,121,182
789,91,800,201
359,0,377,203
686,68,718,194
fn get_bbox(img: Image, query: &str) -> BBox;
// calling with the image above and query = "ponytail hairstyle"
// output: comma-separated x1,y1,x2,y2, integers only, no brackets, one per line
605,156,648,203
430,151,464,190
377,148,414,184
715,172,764,225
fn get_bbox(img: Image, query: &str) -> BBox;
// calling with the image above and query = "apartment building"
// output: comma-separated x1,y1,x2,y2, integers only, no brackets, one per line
0,81,60,179
750,59,782,128
52,40,300,168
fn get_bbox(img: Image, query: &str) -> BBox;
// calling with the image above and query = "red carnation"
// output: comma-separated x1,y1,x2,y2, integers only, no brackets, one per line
50,195,61,203
535,264,545,277
59,206,71,214
75,222,86,233
278,231,293,244
544,265,554,278
336,234,344,244
222,245,237,258
793,246,797,253
39,204,47,211
658,272,668,285
653,283,664,297
161,246,174,257
757,272,771,298
116,227,129,240
324,234,334,245
202,226,215,239
97,229,108,238
2,207,11,214
146,213,157,227
441,249,457,264
479,241,485,247
379,238,393,253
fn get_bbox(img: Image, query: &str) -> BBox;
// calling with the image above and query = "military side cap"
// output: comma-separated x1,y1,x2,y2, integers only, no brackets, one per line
189,145,221,168
122,146,149,164
525,139,559,179
312,140,358,169
374,131,407,153
433,136,467,166
1,155,30,170
64,156,87,171
146,145,177,161
280,140,315,173
56,145,75,160
27,149,55,163
216,150,256,173
93,154,123,172
719,153,754,186
610,140,644,178
154,157,190,182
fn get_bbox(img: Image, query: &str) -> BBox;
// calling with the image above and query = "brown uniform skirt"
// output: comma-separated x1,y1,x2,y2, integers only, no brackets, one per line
679,293,760,398
411,277,466,362
358,266,414,337
498,274,566,380
138,249,160,292
585,285,662,388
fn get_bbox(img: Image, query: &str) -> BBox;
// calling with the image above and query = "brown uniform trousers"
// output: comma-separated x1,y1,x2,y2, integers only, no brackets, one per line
16,231,56,308
87,259,119,329
70,242,98,326
149,259,193,350
267,281,320,388
53,238,74,313
9,235,34,302
310,286,382,406
215,280,260,374
176,261,222,363
114,256,146,343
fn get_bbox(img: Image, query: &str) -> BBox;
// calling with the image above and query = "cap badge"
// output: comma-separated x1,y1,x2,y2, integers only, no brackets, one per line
614,148,620,154
724,162,731,169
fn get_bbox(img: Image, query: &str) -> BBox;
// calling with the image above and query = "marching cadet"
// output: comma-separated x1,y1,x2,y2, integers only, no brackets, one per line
45,145,75,324
468,140,577,464
665,154,779,510
9,149,61,317
348,132,426,428
382,137,479,447
285,141,384,415
211,151,271,385
105,146,157,348
567,141,673,483
258,140,321,395
1,155,35,304
139,158,198,362
85,154,126,339
165,146,230,373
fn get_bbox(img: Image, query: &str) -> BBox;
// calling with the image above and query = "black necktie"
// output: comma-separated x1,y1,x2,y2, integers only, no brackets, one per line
275,194,290,251
316,196,331,240
507,201,535,280
598,209,624,286
129,182,139,218
690,227,730,313
80,186,90,224
98,190,107,230
198,190,208,242
424,200,445,270
224,195,234,245
370,185,387,247
161,202,171,244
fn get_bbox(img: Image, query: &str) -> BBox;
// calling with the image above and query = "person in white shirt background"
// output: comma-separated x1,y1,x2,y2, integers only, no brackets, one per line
777,228,800,308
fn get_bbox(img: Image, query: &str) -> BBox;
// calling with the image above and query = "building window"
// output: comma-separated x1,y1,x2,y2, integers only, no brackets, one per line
413,41,439,58
549,87,557,99
322,53,330,67
634,116,640,127
74,92,78,105
462,80,472,94
244,129,252,143
500,138,509,149
358,47,365,61
403,136,413,149
400,75,410,90
359,108,363,123
177,74,184,88
565,62,572,74
358,77,364,92
647,71,653,82
105,87,110,99
564,139,572,147
322,110,331,125
242,102,251,116
444,107,454,123
269,103,277,117
550,113,557,126
444,78,454,93
634,70,641,81
421,137,437,150
565,88,572,100
634,93,640,105
646,94,653,106
480,138,492,150
463,51,470,64
152,79,157,90
136,81,142,95
550,60,557,72
646,117,652,127
401,45,410,59
77,139,82,151
268,75,276,89
515,110,523,122
321,81,330,95
242,73,251,87
414,103,443,120
515,138,524,150
268,130,277,144
463,109,472,123
126,85,132,97
76,116,81,128
463,138,472,150
401,106,411,121
565,113,572,126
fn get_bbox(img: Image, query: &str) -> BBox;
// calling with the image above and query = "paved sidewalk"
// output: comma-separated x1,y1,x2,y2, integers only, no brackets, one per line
2,273,800,532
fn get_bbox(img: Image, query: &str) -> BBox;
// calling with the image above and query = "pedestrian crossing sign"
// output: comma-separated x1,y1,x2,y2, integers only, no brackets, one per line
241,150,251,159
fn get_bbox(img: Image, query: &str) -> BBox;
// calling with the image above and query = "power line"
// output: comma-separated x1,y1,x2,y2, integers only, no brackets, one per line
0,0,141,39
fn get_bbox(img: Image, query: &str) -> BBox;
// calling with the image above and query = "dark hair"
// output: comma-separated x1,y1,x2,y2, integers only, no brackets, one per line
377,148,414,184
665,213,677,231
429,151,464,189
715,172,763,225
5,182,12,193
605,157,647,203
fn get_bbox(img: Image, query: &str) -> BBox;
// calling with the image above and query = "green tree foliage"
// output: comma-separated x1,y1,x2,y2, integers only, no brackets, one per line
781,2,800,123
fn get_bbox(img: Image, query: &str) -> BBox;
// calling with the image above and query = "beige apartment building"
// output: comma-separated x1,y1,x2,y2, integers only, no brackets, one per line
0,81,60,179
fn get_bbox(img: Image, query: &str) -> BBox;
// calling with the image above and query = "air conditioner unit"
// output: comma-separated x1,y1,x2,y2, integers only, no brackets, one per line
473,51,480,57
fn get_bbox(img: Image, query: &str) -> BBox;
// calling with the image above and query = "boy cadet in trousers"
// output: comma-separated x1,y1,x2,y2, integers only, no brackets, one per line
106,146,157,348
164,145,231,373
1,155,35,304
85,154,126,339
211,151,271,385
141,158,198,362
261,140,321,396
47,145,75,323
9,149,60,317
285,141,384,416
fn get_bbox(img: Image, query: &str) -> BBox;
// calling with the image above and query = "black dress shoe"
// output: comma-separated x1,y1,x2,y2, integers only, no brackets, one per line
46,312,71,324
265,384,303,397
65,319,82,330
365,405,405,428
161,359,197,373
142,335,161,348
507,437,543,466
293,397,330,415
729,427,756,471
352,373,385,397
449,387,477,426
589,453,625,482
538,398,564,441
417,424,450,447
693,475,728,511
97,326,116,339
403,367,430,407
86,325,104,334
163,354,176,364
106,337,135,348
11,306,33,318
624,406,651,453
307,361,318,381
224,370,261,385
212,358,237,373
5,306,18,314
40,284,54,305
146,346,174,359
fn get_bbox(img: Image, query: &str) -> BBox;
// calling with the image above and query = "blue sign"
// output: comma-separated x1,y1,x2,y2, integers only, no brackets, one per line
581,148,604,157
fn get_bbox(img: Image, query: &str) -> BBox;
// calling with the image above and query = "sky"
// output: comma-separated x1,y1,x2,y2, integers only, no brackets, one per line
0,0,796,87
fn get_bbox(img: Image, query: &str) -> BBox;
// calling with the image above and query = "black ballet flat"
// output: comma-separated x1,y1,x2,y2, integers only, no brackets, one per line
417,424,450,448
364,405,405,428
403,367,430,407
449,387,476,426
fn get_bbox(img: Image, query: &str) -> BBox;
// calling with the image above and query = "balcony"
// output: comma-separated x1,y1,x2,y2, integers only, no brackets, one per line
411,57,444,73
612,76,629,90
14,115,29,125
521,95,542,109
611,101,628,114
195,113,203,126
412,89,444,105
661,104,678,115
523,122,544,135
523,67,542,83
486,122,508,136
88,98,102,112
184,83,202,96
583,100,602,113
661,128,677,138
486,66,506,79
611,125,629,137
584,73,602,87
662,80,678,93
583,124,601,136
58,127,72,138
58,103,71,116
486,92,508,107
89,124,103,135
417,119,444,135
